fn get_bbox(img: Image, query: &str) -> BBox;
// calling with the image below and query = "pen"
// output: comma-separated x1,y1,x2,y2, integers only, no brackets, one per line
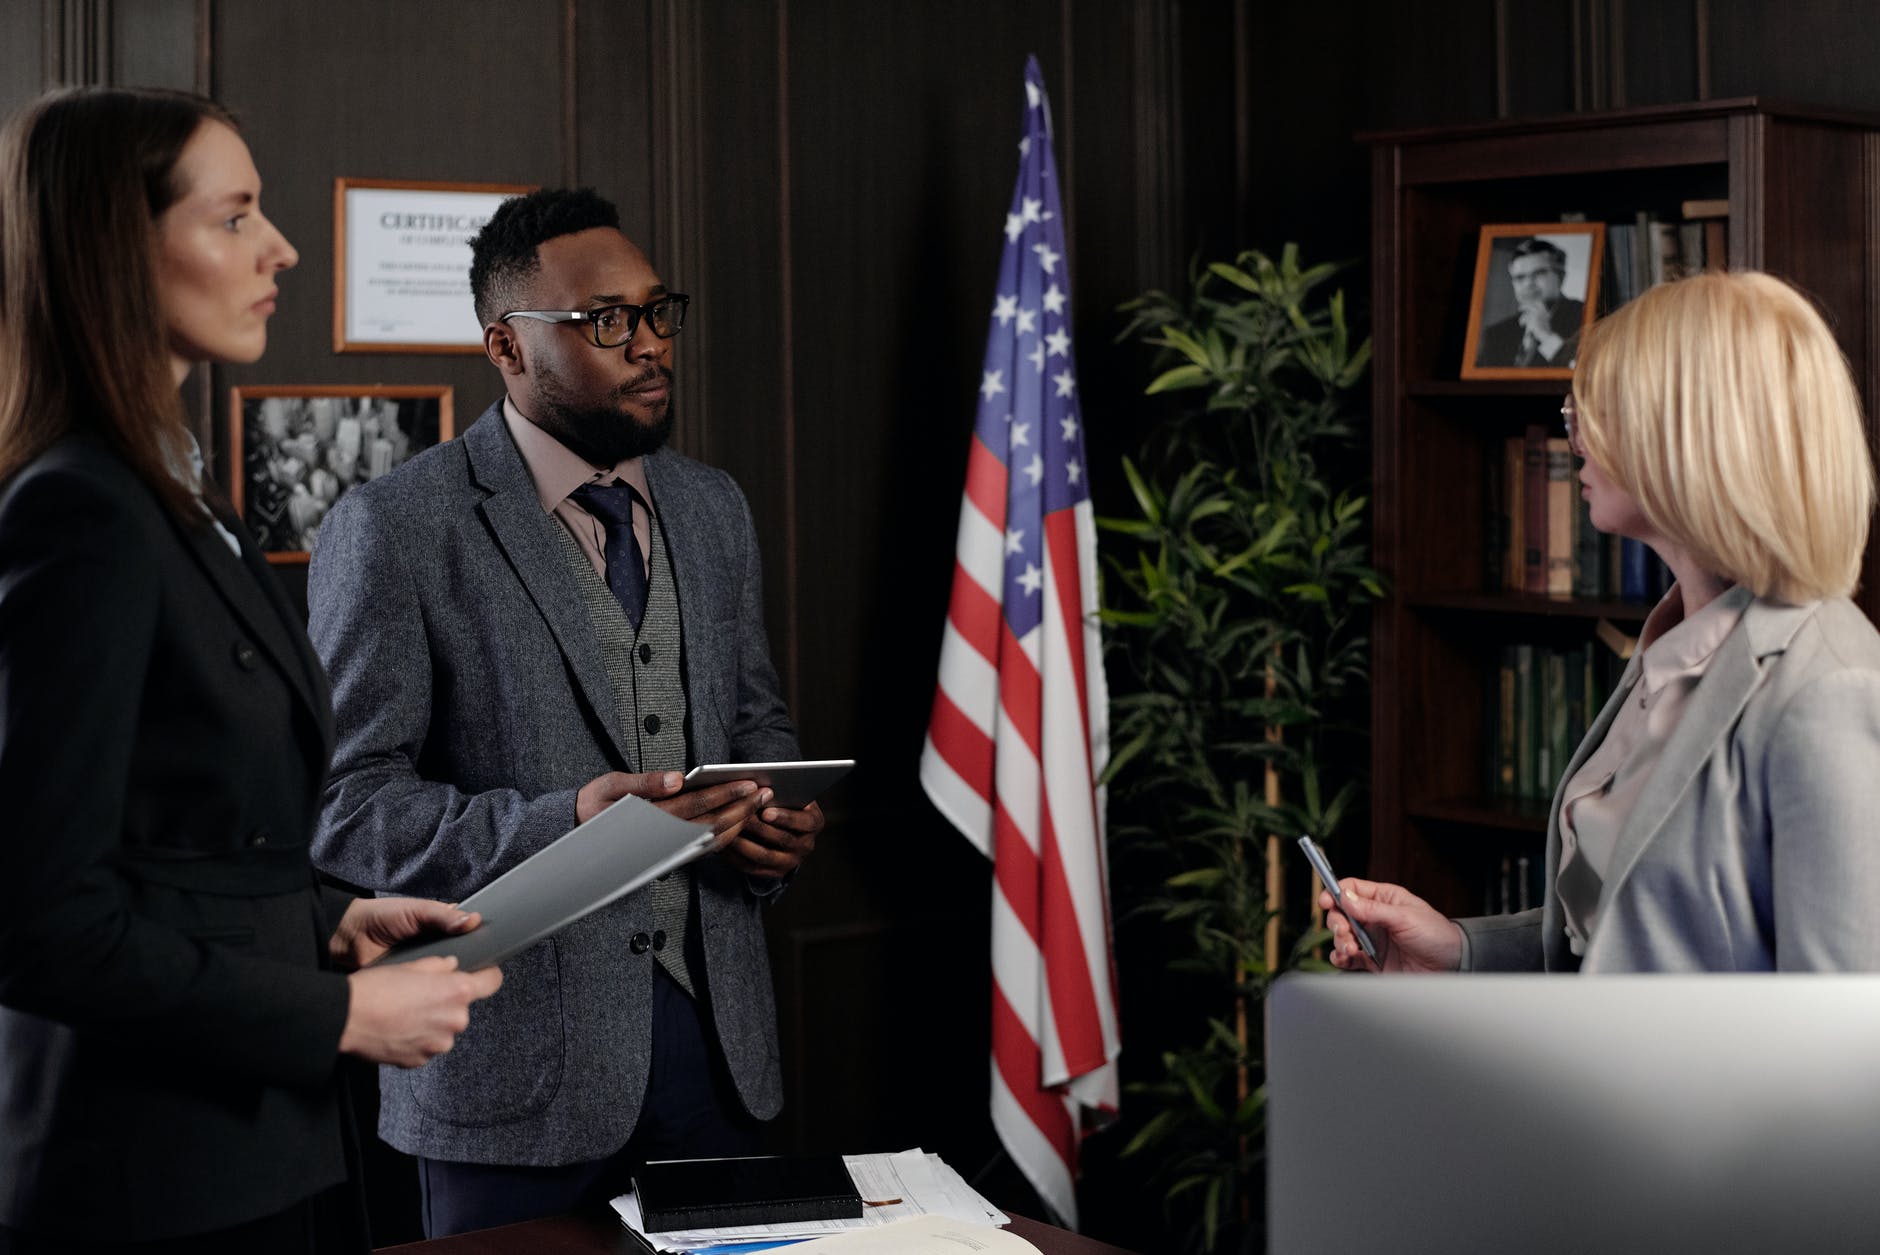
1297,835,1380,964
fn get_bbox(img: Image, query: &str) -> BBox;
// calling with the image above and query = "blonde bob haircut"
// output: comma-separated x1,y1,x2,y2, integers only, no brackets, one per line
1571,271,1874,604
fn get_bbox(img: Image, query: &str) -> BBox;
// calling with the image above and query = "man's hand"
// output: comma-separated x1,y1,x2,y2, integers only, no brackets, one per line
329,897,481,971
721,800,824,879
1516,302,1565,361
576,769,772,849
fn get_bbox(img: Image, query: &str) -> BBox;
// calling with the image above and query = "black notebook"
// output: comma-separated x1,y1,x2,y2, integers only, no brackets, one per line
632,1154,863,1232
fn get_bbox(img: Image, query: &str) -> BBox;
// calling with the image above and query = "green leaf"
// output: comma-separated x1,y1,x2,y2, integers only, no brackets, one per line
1146,363,1212,395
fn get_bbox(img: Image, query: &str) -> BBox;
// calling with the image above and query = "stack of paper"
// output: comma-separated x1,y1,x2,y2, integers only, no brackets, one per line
611,1148,1007,1253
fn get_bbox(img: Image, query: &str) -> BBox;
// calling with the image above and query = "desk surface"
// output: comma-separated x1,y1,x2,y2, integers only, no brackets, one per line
377,1209,1143,1254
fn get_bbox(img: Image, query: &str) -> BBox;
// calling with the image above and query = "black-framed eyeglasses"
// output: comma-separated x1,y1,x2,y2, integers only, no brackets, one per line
500,294,690,348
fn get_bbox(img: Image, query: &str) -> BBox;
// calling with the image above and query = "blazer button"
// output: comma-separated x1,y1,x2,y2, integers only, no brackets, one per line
639,643,652,664
643,713,660,735
246,828,271,847
629,932,651,955
651,929,667,951
232,640,258,670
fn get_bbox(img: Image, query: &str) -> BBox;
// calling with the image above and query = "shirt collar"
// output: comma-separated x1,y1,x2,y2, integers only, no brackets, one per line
501,396,651,511
1636,581,1753,696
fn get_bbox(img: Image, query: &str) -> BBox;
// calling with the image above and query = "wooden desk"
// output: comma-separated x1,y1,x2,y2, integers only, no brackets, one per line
377,1209,1143,1254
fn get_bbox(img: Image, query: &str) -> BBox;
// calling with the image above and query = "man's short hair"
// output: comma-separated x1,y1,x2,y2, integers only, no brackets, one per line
469,187,622,326
1508,237,1568,273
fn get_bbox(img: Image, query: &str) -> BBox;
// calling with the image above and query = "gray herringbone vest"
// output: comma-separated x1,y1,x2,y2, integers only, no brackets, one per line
553,500,698,995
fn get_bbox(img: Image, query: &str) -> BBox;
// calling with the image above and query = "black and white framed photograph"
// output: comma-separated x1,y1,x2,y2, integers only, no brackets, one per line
1461,222,1605,380
229,385,454,562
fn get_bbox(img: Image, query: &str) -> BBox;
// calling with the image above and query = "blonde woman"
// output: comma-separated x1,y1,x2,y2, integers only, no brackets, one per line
1331,271,1880,973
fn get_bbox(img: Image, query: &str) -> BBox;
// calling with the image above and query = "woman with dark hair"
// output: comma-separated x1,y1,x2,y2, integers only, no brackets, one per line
0,87,503,1253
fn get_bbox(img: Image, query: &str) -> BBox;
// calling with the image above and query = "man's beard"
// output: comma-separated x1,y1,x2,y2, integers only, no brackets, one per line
531,362,675,465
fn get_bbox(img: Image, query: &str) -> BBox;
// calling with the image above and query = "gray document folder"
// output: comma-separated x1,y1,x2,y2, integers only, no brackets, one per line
375,794,716,971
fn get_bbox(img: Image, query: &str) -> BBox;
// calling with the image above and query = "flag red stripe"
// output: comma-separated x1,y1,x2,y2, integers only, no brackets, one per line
1036,803,1108,1074
992,801,1042,945
991,982,1075,1165
965,436,1008,531
997,623,1042,760
927,688,995,801
945,560,1002,665
1044,511,1093,738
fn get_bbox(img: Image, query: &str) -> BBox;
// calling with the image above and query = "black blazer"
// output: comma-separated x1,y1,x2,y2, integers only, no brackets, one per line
0,436,353,1242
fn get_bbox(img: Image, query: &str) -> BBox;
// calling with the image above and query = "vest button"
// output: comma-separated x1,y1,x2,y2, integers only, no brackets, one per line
651,929,667,951
639,643,652,664
232,640,258,670
629,932,651,955
644,713,660,735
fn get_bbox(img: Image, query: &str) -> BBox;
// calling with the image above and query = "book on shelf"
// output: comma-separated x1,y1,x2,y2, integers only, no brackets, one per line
1522,425,1547,594
1544,437,1574,596
1488,640,1623,805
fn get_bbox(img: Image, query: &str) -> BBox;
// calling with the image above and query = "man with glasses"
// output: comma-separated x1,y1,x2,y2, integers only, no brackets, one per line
1477,236,1586,368
307,188,822,1236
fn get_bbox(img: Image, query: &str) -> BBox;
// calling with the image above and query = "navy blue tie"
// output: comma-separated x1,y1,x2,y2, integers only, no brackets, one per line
570,481,647,629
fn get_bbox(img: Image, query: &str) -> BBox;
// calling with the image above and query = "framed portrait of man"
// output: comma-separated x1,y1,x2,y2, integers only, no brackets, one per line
229,385,454,562
1461,222,1605,380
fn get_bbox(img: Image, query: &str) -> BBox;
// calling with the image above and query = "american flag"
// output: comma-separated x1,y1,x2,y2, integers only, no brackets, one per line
919,55,1118,1230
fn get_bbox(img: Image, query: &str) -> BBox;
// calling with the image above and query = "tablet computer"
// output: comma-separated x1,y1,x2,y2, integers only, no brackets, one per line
681,759,854,810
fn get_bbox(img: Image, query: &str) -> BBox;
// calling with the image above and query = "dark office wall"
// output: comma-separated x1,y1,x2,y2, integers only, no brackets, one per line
9,0,1880,1246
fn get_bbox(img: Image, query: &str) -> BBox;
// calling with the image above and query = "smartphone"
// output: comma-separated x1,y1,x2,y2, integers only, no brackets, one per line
1297,835,1379,964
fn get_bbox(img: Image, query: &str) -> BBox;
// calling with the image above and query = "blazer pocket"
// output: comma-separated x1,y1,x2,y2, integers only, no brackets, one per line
410,938,565,1128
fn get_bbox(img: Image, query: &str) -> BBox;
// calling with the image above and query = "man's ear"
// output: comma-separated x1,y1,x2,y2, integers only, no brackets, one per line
485,322,525,376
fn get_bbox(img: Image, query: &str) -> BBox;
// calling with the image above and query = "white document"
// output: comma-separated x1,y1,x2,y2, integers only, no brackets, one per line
782,1215,1043,1253
611,1149,1007,1251
376,794,715,971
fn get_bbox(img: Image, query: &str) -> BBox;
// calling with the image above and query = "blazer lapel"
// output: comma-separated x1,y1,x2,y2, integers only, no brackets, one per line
463,408,631,765
1595,593,1798,915
169,505,329,753
644,453,731,761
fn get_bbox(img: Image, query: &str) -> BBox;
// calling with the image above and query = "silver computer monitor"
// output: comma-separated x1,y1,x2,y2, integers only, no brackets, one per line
1268,974,1880,1255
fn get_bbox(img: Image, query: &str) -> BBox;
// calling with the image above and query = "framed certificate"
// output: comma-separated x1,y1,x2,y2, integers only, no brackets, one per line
333,177,534,353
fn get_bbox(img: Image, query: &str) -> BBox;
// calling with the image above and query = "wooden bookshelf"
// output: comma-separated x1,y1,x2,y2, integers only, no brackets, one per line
1366,99,1880,917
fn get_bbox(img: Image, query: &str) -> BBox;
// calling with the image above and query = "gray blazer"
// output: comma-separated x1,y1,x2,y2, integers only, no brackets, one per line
307,403,798,1165
1462,590,1880,973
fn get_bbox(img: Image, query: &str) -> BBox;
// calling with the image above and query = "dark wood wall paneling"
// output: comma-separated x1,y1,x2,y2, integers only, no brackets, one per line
18,0,1880,1247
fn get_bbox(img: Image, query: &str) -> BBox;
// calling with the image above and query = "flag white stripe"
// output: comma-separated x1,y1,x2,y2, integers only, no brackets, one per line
918,736,993,857
935,621,999,737
990,887,1043,1047
991,1061,1078,1228
954,494,1006,600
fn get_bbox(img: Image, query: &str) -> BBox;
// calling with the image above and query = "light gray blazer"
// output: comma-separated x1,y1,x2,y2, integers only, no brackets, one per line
307,402,799,1165
1462,589,1880,973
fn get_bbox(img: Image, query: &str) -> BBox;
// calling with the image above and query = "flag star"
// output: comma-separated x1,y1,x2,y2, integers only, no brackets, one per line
993,294,1018,325
1012,421,1031,448
1041,284,1066,314
1032,243,1061,274
1067,459,1082,484
980,370,1005,401
1015,307,1038,335
1061,414,1080,441
1025,454,1044,486
1026,81,1042,108
1018,562,1043,594
1005,527,1025,555
1005,212,1025,244
1027,342,1046,372
1053,369,1077,398
1018,137,1031,156
1021,197,1044,224
1045,328,1071,357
